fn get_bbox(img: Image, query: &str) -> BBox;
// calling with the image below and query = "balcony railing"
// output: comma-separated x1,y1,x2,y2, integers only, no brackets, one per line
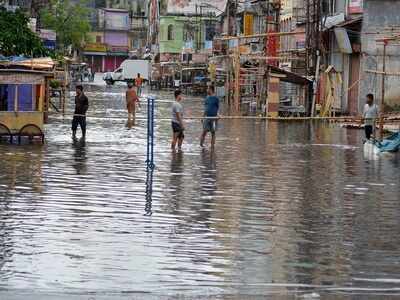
131,18,148,31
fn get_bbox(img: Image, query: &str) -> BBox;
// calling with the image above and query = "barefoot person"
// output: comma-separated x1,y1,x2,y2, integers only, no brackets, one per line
200,85,220,148
171,90,184,151
363,94,379,140
72,85,89,139
126,82,139,123
135,73,143,97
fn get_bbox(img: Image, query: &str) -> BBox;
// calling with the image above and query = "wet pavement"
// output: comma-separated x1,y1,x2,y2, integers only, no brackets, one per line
1,84,400,299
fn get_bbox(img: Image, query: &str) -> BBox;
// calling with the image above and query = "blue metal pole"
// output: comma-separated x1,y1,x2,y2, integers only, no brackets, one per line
146,96,150,167
150,96,155,169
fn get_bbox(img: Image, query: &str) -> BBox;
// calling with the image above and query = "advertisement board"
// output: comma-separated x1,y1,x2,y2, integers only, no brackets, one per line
167,0,227,16
84,43,107,52
349,0,363,14
105,11,129,30
244,13,254,36
39,29,56,41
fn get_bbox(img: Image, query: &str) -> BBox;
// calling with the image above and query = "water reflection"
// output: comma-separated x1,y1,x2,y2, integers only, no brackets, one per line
144,167,153,216
72,138,87,175
0,86,400,299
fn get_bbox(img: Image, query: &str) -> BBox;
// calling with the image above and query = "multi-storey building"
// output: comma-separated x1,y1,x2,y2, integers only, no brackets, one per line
150,0,223,64
83,0,148,73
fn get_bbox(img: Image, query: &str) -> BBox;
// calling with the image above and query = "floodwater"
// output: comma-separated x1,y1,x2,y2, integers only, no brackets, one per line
1,84,400,300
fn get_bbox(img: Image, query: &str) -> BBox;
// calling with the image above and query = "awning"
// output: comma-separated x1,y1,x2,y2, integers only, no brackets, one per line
268,66,312,85
84,52,107,56
0,57,54,71
334,16,362,28
0,71,48,84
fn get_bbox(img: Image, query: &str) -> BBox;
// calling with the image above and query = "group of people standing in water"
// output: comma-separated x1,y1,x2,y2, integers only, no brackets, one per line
125,79,220,151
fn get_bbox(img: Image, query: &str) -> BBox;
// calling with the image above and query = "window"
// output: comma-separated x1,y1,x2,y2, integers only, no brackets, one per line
167,24,174,40
96,35,102,43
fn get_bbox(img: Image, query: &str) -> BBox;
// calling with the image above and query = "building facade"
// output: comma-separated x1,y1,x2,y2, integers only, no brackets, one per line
83,1,148,73
360,0,400,110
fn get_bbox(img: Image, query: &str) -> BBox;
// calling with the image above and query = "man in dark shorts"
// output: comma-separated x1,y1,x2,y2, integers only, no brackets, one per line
72,85,89,139
171,90,184,151
200,85,220,148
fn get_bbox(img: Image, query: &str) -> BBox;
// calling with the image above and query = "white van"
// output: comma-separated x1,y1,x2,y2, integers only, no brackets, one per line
103,59,151,85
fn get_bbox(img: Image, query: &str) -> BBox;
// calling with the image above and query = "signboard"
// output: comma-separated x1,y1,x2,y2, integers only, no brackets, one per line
266,29,278,66
244,13,254,36
39,29,56,41
349,0,363,14
296,32,306,49
167,0,227,16
334,28,353,54
43,40,56,50
108,46,129,53
29,18,37,32
105,11,129,30
84,43,107,52
192,53,207,63
39,29,57,50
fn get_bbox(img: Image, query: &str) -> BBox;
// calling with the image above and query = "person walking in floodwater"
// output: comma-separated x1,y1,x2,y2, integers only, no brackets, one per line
72,85,89,139
200,85,220,148
171,90,184,151
126,82,140,124
135,73,143,97
363,93,379,140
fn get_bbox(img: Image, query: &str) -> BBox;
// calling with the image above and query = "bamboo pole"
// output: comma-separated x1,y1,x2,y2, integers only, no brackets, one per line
365,69,400,76
50,113,400,123
215,31,306,41
379,42,387,141
234,47,240,112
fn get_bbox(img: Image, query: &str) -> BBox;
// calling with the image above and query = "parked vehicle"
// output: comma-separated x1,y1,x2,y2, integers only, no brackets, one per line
103,59,151,85
180,67,208,95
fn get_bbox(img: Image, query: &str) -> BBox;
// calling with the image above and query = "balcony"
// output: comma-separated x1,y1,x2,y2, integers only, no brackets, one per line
131,17,148,31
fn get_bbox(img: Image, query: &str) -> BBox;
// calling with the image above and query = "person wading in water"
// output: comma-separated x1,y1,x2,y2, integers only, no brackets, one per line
135,73,143,97
126,82,140,125
363,93,379,140
200,85,220,149
171,90,184,151
72,85,89,139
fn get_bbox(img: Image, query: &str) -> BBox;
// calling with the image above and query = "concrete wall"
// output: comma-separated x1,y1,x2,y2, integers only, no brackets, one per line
360,0,400,110
104,32,128,46
159,17,185,54
159,16,215,54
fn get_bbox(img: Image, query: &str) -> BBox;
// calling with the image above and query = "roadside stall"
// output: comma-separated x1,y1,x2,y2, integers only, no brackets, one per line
0,58,54,143
180,66,208,95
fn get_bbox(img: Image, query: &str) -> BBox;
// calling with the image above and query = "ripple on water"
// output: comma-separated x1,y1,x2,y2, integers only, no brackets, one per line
1,86,400,299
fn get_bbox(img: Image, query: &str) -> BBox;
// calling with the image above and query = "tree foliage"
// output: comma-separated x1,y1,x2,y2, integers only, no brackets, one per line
40,0,91,52
0,8,48,57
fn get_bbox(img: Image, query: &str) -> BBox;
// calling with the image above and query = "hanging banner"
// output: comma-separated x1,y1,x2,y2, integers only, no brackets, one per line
266,29,279,66
349,0,363,14
244,13,254,36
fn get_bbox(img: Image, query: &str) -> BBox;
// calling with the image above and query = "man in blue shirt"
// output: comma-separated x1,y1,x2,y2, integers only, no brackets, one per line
200,85,220,148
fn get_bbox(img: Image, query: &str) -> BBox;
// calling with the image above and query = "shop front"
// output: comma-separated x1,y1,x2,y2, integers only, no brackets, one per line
84,43,107,73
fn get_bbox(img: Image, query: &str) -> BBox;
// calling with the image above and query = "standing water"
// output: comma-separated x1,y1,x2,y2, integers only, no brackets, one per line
1,84,400,299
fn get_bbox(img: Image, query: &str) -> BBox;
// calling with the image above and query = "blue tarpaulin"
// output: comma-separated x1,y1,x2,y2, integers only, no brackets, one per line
374,132,400,153
5,84,34,112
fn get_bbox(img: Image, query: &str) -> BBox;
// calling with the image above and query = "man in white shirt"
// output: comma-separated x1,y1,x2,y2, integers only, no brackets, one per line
171,90,184,151
363,93,379,140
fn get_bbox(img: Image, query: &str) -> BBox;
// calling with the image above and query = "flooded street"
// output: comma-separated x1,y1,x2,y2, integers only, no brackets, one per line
1,84,400,299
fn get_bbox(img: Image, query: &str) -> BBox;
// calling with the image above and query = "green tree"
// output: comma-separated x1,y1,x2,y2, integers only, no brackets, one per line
41,0,91,53
0,8,48,57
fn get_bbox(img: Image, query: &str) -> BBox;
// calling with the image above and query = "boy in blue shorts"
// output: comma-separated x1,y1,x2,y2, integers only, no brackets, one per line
200,85,219,148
